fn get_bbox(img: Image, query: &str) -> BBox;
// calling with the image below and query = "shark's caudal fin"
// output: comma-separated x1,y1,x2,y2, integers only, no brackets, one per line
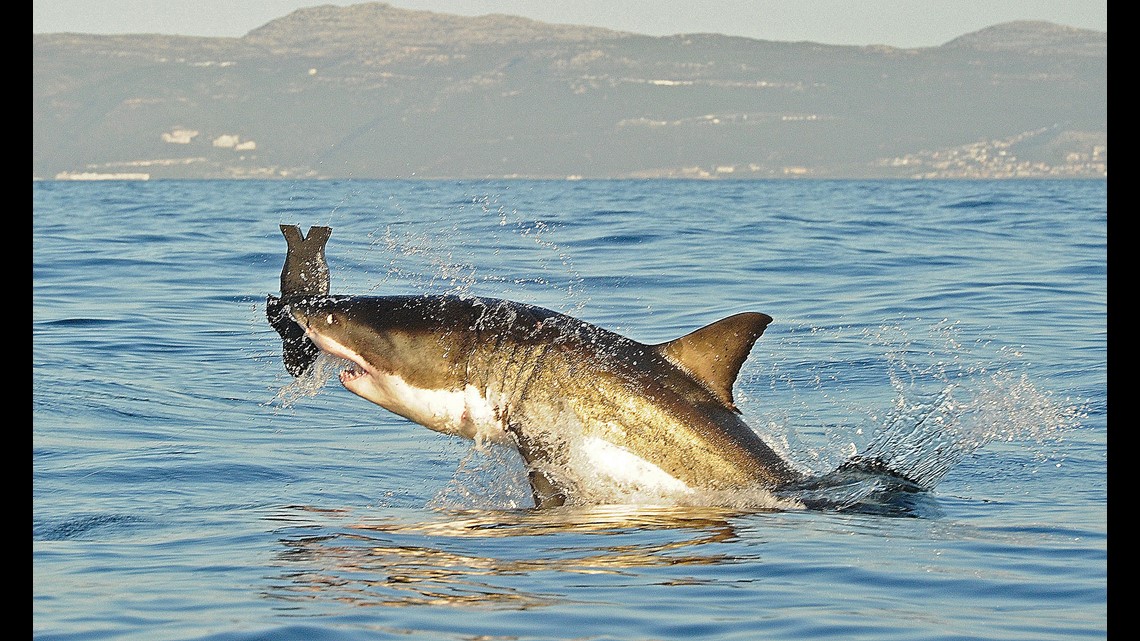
774,454,930,515
267,225,333,377
651,312,773,412
782,455,924,495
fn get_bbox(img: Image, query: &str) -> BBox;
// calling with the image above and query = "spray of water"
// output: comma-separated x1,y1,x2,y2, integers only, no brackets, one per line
361,193,588,314
272,352,352,407
753,319,1088,491
427,444,533,511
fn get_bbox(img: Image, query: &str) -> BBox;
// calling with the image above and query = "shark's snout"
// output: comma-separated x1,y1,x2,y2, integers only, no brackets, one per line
287,304,310,328
285,301,355,362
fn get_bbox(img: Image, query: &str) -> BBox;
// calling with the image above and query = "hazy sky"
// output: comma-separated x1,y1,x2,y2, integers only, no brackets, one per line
32,0,1106,48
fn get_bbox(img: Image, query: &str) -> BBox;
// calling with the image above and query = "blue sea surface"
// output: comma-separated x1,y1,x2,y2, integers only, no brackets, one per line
33,179,1106,640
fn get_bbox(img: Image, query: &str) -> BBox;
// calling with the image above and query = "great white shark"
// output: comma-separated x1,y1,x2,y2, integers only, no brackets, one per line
268,225,918,510
288,294,806,507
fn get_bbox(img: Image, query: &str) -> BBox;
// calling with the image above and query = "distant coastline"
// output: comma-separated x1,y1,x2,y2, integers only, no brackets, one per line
34,6,1105,180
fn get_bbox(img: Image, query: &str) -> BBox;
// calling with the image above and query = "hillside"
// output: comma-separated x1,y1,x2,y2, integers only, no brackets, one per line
33,3,1106,179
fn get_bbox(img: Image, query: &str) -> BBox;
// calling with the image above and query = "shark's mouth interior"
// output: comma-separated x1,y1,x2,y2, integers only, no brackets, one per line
338,361,366,385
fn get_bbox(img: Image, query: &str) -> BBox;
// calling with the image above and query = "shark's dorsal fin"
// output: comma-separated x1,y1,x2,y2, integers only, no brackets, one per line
652,312,773,412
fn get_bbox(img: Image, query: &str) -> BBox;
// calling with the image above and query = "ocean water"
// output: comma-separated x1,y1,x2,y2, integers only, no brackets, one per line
33,179,1106,640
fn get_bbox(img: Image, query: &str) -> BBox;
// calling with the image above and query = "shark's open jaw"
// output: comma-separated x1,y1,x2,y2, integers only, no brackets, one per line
310,339,370,390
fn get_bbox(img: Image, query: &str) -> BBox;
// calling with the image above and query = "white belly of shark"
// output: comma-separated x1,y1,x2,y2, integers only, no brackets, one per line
350,370,511,447
569,436,694,500
348,363,695,502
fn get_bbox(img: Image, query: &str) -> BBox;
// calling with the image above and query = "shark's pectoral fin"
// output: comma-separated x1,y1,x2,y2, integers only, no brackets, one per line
652,311,773,411
267,294,321,377
507,421,570,509
527,469,567,509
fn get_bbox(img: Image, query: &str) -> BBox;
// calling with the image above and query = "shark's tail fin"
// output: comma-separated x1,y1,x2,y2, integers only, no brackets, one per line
776,455,928,515
832,455,924,486
786,455,923,493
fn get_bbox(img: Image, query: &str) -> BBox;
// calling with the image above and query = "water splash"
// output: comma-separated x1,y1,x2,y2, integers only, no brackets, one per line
428,443,533,511
363,192,589,314
366,223,481,296
756,319,1088,493
272,352,351,407
861,320,1086,488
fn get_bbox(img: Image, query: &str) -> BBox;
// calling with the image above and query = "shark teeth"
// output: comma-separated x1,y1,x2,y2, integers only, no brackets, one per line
339,363,366,384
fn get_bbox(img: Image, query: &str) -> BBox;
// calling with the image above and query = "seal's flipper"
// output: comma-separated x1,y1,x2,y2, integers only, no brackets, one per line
269,225,333,377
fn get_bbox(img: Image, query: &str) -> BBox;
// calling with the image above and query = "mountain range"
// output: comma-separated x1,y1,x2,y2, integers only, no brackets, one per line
33,2,1107,179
